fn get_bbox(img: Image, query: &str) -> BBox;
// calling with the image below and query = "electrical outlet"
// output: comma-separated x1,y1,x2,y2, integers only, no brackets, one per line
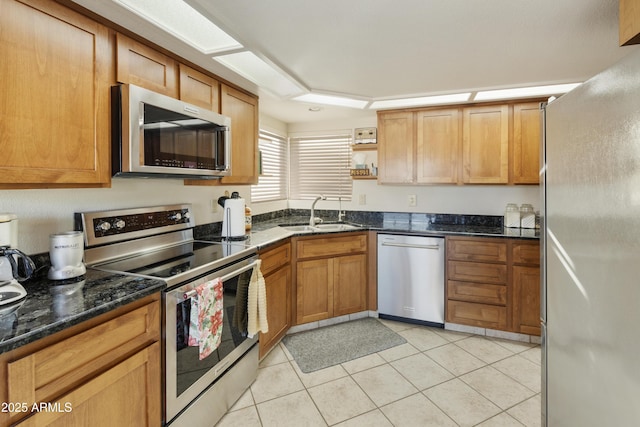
408,194,417,207
359,194,366,205
210,199,218,213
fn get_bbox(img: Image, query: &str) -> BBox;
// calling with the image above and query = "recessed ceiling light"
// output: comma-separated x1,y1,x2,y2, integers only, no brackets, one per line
114,0,242,54
474,83,581,101
213,51,307,98
293,93,368,109
369,93,472,109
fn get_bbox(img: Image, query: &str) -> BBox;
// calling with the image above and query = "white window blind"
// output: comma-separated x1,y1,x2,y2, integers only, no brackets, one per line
251,130,288,202
290,133,352,200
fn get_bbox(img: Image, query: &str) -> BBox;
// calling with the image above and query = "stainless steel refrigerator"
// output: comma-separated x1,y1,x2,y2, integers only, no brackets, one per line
542,48,640,426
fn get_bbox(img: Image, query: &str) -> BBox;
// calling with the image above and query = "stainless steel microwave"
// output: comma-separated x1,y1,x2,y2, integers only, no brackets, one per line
111,84,231,179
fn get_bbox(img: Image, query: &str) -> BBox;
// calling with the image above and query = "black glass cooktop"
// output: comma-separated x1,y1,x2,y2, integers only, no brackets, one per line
96,241,250,279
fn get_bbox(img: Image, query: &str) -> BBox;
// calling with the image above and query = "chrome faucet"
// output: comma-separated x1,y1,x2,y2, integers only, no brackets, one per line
338,197,346,222
309,195,327,226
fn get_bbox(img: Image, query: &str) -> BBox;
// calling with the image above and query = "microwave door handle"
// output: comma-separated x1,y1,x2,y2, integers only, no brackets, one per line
182,260,259,300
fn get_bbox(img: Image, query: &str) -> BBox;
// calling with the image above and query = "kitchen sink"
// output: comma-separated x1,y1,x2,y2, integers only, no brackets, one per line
313,223,361,231
279,223,363,233
279,225,318,232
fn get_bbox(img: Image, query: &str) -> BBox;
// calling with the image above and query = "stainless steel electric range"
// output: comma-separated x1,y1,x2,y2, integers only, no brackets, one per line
77,204,258,427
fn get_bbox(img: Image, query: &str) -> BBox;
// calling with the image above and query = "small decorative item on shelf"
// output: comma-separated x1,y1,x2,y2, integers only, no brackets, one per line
353,127,377,146
350,168,371,176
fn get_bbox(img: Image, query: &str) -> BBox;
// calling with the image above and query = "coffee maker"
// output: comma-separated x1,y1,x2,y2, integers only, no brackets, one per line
0,214,35,307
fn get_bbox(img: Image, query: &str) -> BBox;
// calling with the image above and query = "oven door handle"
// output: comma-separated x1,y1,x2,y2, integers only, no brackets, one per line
183,259,260,300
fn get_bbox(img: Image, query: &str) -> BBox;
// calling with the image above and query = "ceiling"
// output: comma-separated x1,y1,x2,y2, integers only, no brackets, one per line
72,0,636,124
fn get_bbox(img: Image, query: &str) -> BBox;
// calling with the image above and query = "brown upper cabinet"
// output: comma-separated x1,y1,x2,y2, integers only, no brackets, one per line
115,33,178,98
178,64,220,113
416,108,460,184
218,84,259,185
511,102,542,184
377,111,415,183
462,104,509,184
377,100,543,185
620,0,640,45
0,0,112,188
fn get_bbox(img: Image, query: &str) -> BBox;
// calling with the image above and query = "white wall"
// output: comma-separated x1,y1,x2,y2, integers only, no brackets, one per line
0,179,252,254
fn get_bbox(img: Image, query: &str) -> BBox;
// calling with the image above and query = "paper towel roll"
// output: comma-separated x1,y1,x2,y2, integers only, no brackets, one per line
222,198,246,238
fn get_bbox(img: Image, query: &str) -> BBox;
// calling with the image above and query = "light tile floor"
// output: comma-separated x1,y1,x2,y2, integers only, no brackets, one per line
216,320,541,427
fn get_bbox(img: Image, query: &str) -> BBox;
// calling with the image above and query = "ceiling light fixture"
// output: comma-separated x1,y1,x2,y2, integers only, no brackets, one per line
474,83,581,101
213,51,307,98
114,0,242,54
369,93,472,110
292,93,369,109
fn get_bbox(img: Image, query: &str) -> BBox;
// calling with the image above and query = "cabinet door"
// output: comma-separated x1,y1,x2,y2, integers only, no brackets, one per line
0,0,111,187
296,258,333,324
116,33,178,97
16,343,161,427
512,265,541,336
462,105,509,183
377,111,415,183
259,266,291,358
511,102,541,184
416,108,460,184
219,84,259,184
179,63,220,112
333,254,367,317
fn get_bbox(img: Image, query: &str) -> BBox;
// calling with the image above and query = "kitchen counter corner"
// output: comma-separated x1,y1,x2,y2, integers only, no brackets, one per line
0,269,165,354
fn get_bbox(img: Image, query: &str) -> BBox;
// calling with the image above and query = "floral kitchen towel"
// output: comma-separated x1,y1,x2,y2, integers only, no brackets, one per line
188,278,224,360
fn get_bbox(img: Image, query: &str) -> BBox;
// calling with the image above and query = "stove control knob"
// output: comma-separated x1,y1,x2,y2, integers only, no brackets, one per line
113,219,126,230
183,211,191,219
96,221,111,232
169,212,182,222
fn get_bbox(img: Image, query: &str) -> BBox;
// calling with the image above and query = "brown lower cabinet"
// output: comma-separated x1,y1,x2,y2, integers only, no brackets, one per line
293,233,368,325
258,241,292,358
0,294,161,427
446,236,540,336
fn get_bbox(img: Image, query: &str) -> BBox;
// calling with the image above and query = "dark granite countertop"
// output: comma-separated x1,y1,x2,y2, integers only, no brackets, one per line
241,212,539,250
0,269,165,354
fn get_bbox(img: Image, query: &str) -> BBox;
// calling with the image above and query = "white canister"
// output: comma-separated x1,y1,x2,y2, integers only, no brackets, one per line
504,204,521,228
520,204,536,229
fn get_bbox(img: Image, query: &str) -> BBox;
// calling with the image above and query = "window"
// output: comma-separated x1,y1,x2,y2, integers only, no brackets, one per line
251,130,288,202
290,133,353,201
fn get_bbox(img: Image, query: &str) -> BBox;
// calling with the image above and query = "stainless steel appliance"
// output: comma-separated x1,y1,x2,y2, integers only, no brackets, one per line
377,234,445,326
77,205,258,427
542,49,640,425
0,213,35,307
111,84,231,179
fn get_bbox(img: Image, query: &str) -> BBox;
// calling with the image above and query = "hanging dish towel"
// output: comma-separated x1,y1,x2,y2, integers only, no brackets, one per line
247,259,268,338
188,278,224,360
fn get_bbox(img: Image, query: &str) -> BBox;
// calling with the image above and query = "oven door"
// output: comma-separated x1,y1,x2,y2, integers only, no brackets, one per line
164,255,259,423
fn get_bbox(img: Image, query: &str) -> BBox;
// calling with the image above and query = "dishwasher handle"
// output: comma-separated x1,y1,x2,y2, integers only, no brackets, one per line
380,241,441,250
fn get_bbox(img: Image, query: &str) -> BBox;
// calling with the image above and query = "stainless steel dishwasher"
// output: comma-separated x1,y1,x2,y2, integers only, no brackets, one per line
377,234,445,326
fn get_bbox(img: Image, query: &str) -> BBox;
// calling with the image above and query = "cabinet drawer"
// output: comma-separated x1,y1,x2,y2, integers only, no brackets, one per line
447,280,507,305
446,300,508,330
512,242,540,266
297,233,367,259
447,238,507,262
6,300,159,410
260,242,291,276
447,260,507,284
